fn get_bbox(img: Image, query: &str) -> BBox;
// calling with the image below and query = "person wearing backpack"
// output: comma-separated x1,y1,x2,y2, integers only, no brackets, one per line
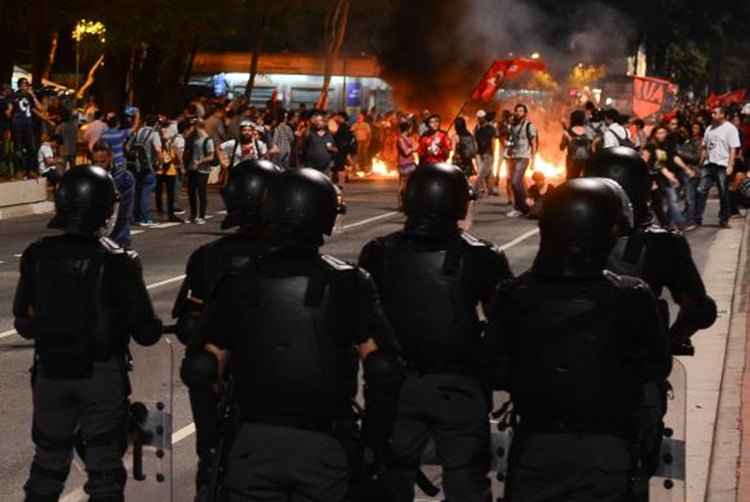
127,114,162,226
185,118,216,224
506,104,539,217
602,108,635,150
560,110,594,179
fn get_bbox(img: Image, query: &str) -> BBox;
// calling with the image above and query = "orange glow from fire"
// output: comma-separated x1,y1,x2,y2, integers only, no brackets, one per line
354,156,398,179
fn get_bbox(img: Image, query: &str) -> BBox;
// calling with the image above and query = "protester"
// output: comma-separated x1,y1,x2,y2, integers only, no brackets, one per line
696,106,740,228
332,111,355,186
84,110,107,152
418,113,451,165
271,112,294,169
37,132,61,191
12,78,42,177
128,113,161,226
644,125,684,229
351,111,372,172
560,109,594,179
55,108,79,173
525,170,554,219
219,120,267,169
506,104,538,217
474,110,498,196
156,120,187,223
397,118,417,210
185,118,215,224
301,112,337,176
602,108,633,149
91,140,135,248
453,116,478,178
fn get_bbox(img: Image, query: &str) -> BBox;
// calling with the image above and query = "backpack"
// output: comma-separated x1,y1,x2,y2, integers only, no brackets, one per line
569,129,592,161
127,128,155,174
203,137,220,168
612,127,636,149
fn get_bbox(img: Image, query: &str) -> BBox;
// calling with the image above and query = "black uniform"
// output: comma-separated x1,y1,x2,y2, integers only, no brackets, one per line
359,229,512,502
201,249,391,502
486,271,671,501
484,178,672,501
172,232,267,489
608,224,717,353
14,235,161,502
585,146,718,354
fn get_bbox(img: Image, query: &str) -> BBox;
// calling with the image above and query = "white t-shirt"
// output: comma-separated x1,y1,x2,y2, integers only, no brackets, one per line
38,142,55,174
703,121,741,167
220,139,268,167
603,123,631,149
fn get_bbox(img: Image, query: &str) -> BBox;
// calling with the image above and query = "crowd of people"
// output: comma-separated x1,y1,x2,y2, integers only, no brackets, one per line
559,100,750,230
2,74,748,253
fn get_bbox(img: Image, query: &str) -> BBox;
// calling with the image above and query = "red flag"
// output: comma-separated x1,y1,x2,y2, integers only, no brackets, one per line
721,89,746,105
470,58,547,102
471,60,511,102
706,93,721,108
271,88,278,103
633,76,671,118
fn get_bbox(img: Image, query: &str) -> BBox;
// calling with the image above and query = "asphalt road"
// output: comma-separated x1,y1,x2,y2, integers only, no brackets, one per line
0,179,732,501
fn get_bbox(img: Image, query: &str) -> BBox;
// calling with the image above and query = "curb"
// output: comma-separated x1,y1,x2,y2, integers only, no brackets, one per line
0,201,54,221
707,214,749,501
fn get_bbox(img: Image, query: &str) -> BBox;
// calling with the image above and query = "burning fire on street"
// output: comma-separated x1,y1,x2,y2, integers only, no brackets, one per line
354,156,399,179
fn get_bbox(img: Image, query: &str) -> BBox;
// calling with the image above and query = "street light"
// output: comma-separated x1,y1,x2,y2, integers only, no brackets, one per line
531,52,540,60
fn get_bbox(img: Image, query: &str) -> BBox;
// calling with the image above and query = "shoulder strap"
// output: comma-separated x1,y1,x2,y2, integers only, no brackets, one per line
230,140,238,167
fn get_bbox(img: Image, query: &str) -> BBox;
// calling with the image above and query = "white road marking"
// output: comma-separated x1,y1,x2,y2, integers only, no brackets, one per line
497,228,539,251
341,211,400,231
131,230,145,235
150,222,182,230
14,253,21,258
0,275,187,341
216,210,227,215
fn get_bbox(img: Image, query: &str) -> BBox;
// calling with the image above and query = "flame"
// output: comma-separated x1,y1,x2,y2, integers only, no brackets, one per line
528,155,566,181
355,156,399,179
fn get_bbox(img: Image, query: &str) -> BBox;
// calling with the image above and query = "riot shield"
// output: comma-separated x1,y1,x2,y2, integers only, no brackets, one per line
649,358,686,502
124,337,174,501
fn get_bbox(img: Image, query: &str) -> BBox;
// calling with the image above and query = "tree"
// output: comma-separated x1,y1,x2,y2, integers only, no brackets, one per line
317,0,350,110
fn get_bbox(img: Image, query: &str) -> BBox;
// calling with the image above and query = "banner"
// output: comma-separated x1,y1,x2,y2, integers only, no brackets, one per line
632,76,673,118
471,58,546,102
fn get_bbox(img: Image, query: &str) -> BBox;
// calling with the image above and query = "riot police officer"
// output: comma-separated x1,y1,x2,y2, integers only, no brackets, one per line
484,178,672,501
172,159,282,499
13,166,162,502
197,168,399,501
586,146,718,355
358,163,513,502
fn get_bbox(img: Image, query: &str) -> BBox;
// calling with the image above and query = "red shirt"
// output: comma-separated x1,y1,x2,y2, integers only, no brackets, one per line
418,130,452,165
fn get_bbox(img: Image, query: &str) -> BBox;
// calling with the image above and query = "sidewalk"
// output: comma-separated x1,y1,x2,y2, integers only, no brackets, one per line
703,214,749,502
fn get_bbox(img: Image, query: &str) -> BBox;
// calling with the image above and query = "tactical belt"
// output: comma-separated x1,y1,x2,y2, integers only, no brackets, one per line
244,415,346,436
521,418,631,440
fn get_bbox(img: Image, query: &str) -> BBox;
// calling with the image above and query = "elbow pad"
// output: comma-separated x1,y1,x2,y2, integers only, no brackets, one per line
180,349,219,389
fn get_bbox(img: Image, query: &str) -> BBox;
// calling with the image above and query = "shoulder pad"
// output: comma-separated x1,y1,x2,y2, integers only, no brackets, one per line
99,236,126,254
602,269,649,291
320,254,356,272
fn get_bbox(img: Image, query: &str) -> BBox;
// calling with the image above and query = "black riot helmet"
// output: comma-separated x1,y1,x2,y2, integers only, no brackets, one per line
534,177,630,277
403,163,472,233
48,165,118,236
221,159,282,230
263,168,344,247
585,146,651,227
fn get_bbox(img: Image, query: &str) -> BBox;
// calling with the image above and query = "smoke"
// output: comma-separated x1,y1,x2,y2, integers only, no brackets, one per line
380,0,636,116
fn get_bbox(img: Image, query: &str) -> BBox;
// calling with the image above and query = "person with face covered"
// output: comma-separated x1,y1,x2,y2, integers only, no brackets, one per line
14,166,162,502
483,178,671,502
417,114,452,166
